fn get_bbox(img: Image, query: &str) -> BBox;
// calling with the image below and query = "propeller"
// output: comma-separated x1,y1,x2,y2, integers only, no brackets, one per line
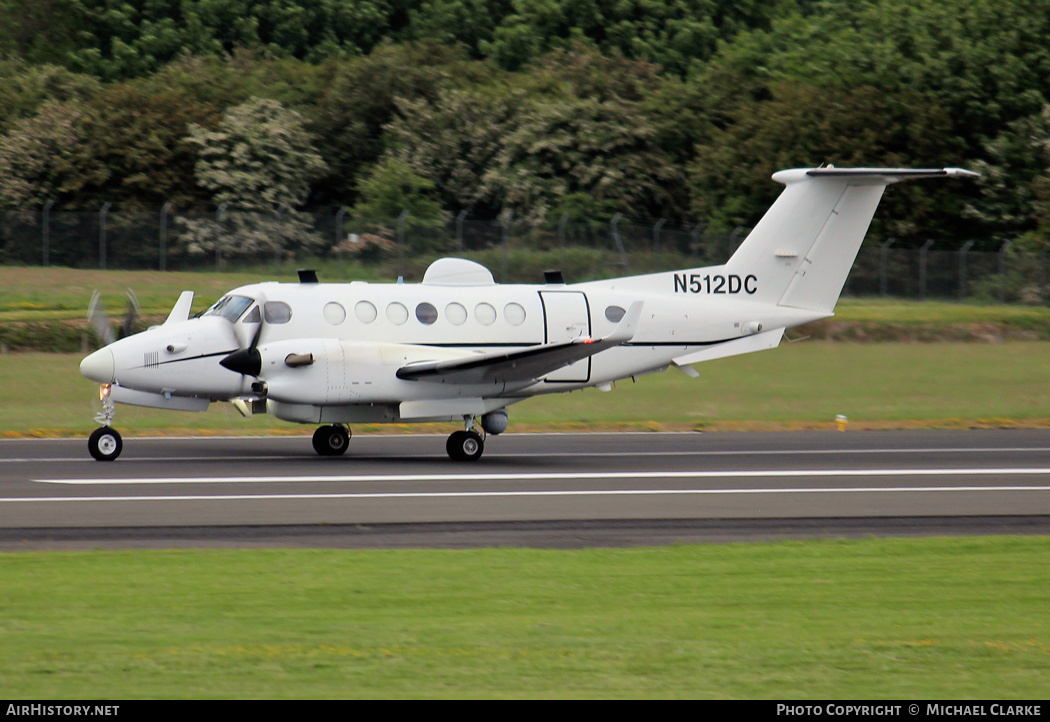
219,294,266,378
87,289,139,348
219,322,263,377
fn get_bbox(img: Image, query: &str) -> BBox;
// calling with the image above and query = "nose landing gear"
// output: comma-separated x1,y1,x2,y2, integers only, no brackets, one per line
88,383,123,461
88,426,123,461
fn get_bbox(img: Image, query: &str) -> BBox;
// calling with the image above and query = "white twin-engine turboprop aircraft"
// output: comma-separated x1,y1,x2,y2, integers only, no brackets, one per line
80,167,976,461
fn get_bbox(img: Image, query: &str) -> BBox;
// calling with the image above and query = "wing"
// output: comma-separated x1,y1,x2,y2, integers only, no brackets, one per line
396,301,643,384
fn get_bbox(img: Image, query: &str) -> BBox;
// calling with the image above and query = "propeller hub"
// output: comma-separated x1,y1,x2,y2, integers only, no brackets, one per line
220,348,262,377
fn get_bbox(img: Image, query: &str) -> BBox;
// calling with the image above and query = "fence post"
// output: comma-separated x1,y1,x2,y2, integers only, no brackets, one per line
1041,244,1050,305
42,200,54,267
216,203,228,271
958,240,975,300
396,209,409,280
880,238,895,297
610,213,629,270
273,204,287,272
335,206,348,268
99,202,112,270
500,210,513,282
455,209,468,250
690,223,705,262
653,218,666,254
998,240,1012,304
558,213,569,268
919,239,934,300
159,202,172,271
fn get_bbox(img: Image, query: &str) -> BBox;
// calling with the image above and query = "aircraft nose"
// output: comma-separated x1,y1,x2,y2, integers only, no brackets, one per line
80,348,115,383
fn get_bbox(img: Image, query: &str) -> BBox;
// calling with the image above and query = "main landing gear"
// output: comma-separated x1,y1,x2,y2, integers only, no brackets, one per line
312,424,351,456
88,383,123,461
309,421,486,461
446,417,485,462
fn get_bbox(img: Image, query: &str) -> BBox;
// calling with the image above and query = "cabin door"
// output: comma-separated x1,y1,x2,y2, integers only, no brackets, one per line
539,291,591,383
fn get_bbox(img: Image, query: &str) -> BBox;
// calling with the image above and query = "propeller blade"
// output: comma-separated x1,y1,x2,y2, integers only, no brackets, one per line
87,290,115,347
122,288,140,338
221,296,266,378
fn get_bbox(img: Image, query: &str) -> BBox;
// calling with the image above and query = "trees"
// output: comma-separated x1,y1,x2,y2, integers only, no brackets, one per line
0,101,83,216
178,98,327,257
1,0,1049,251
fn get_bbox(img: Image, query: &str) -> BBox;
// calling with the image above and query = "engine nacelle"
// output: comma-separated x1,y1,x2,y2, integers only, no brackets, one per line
260,339,386,405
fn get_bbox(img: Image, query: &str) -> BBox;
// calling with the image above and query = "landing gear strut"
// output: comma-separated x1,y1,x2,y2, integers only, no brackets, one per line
312,424,350,456
447,417,485,461
88,383,122,461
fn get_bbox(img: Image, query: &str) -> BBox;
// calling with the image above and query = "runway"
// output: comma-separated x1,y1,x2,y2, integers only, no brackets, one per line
2,429,1049,549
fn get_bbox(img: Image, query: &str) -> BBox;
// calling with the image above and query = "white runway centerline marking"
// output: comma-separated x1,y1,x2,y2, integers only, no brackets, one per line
31,467,1050,485
3,485,1050,504
6,468,1050,504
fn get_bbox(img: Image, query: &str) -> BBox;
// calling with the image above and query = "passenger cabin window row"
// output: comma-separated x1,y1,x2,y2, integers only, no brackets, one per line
326,300,529,327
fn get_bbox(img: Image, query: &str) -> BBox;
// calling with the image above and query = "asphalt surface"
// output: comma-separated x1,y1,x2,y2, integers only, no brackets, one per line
2,429,1049,549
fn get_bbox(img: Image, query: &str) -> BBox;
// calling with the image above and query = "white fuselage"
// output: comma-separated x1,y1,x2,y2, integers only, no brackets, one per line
81,263,827,426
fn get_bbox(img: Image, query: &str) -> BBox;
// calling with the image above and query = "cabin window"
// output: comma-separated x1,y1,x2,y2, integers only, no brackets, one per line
474,302,496,325
445,302,467,326
415,302,438,325
504,302,526,326
323,302,346,325
355,300,377,323
263,301,292,324
386,302,409,325
605,305,626,322
204,294,254,322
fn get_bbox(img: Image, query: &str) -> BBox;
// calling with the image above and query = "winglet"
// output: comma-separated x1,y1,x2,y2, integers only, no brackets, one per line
164,291,195,325
605,301,643,344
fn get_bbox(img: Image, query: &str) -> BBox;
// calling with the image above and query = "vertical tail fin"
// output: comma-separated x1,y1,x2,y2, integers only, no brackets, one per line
725,168,977,314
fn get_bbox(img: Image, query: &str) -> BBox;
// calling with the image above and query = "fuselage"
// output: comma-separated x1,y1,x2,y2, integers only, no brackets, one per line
80,259,828,425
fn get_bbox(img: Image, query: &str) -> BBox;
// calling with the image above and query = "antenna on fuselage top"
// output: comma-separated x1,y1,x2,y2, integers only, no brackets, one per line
297,269,319,283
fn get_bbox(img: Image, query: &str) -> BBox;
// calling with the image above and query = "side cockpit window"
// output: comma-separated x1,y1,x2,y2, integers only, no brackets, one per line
242,305,261,324
204,295,254,322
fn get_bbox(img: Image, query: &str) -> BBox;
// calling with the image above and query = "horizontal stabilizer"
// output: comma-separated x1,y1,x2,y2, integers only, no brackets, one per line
803,167,979,181
726,167,977,314
671,328,785,368
398,301,643,384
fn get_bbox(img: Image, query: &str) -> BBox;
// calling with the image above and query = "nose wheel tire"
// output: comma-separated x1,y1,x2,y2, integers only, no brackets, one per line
312,425,350,456
88,426,123,461
447,430,484,462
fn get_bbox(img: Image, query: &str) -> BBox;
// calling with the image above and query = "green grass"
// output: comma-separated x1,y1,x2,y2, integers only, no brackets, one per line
1,538,1047,699
5,341,1049,437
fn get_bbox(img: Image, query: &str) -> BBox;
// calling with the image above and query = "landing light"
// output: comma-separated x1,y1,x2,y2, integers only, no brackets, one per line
99,383,111,401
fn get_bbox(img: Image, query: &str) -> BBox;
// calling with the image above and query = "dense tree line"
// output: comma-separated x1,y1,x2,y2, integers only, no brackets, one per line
2,0,1050,251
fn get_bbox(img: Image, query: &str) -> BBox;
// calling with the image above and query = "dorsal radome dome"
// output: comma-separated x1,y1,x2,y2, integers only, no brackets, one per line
421,258,496,286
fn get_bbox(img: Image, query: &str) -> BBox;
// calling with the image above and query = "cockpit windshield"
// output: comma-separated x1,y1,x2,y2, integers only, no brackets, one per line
203,295,255,322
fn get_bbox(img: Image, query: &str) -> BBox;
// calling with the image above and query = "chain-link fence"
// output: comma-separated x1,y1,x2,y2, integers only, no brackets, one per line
1,205,1045,303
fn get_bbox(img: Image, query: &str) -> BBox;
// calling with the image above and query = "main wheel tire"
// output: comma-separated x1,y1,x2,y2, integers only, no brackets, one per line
312,425,350,456
88,426,122,461
446,430,484,462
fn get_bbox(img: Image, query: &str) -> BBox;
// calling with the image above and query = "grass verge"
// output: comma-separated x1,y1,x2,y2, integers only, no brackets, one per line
1,538,1047,699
